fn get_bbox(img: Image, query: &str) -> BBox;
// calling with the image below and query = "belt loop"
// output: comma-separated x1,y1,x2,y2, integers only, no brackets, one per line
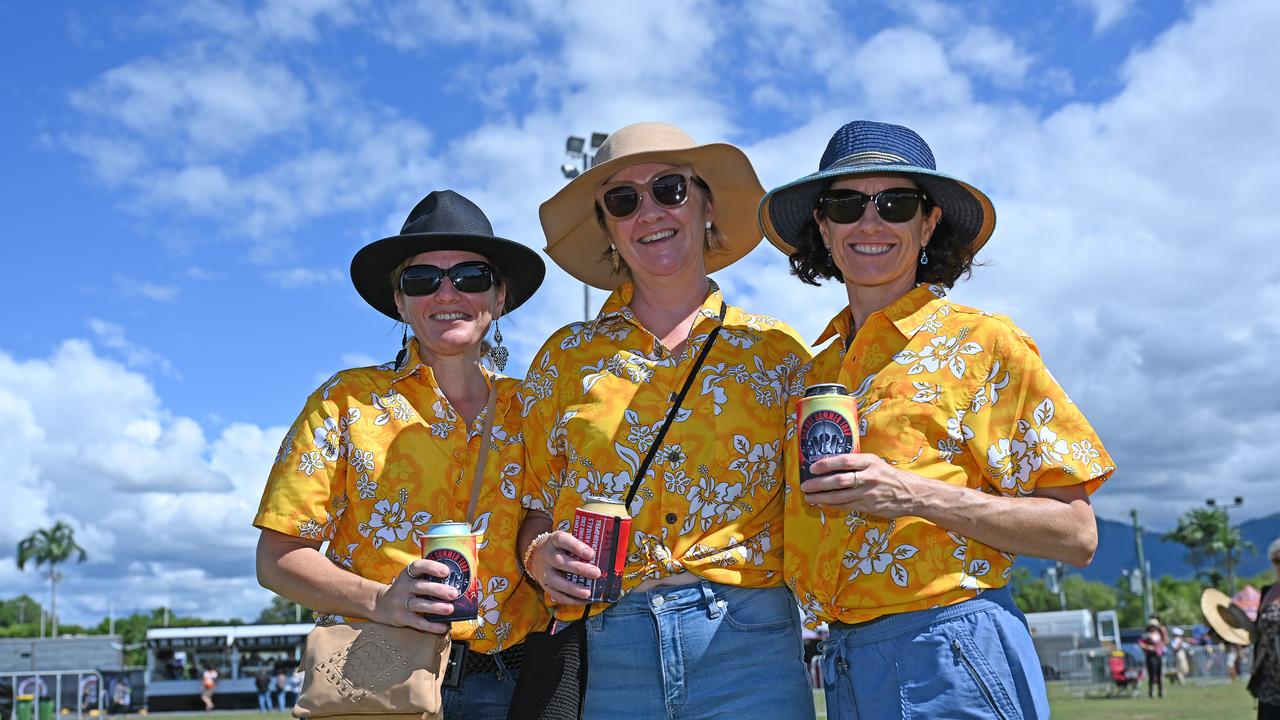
699,581,723,619
590,608,604,632
492,651,508,681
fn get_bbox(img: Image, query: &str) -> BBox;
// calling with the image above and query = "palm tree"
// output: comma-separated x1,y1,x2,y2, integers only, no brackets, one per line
16,521,87,637
1162,507,1254,594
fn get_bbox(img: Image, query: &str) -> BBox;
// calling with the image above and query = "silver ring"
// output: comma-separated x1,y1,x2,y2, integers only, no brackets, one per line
404,594,413,612
405,564,422,580
851,471,860,488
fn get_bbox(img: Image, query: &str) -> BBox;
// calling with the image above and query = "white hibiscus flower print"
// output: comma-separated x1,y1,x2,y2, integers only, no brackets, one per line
683,475,744,532
350,448,375,473
372,390,414,425
313,417,350,461
357,495,430,549
937,438,962,463
664,469,692,494
475,577,509,628
893,335,983,379
971,360,1010,412
986,437,1032,491
841,527,918,587
1023,425,1068,470
274,428,297,464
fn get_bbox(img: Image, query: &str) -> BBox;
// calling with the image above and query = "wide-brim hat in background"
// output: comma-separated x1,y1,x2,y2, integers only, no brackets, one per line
539,122,766,290
759,120,996,256
351,190,545,320
1200,587,1255,645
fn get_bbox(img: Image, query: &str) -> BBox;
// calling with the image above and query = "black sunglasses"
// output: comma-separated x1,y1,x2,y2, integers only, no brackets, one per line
399,261,496,296
817,188,927,224
597,169,692,218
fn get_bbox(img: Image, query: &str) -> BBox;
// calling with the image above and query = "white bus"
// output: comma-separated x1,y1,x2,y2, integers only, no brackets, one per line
144,624,312,710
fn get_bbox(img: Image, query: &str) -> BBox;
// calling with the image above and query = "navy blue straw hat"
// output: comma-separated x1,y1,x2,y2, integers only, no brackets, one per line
759,121,995,255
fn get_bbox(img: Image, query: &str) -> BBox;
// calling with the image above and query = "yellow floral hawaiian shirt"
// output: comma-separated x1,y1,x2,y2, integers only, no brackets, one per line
255,340,548,653
784,284,1114,627
518,280,813,619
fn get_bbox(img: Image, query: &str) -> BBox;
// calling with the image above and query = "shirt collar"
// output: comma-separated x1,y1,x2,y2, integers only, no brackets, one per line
812,284,949,346
391,338,497,390
591,279,727,333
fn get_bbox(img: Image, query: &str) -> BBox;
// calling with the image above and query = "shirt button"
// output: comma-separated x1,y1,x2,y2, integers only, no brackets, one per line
652,596,665,607
665,513,677,524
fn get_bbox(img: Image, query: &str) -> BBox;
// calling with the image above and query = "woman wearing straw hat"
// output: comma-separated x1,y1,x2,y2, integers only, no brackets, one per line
760,120,1114,719
517,122,815,718
1251,537,1280,718
255,190,548,719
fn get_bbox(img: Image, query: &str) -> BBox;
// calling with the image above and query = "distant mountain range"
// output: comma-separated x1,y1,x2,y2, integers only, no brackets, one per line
1017,511,1280,585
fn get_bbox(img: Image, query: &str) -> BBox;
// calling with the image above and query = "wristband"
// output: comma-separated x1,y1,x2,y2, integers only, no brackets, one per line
521,531,554,583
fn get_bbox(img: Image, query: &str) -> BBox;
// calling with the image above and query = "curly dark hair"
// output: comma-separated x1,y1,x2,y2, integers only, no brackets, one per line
788,189,977,288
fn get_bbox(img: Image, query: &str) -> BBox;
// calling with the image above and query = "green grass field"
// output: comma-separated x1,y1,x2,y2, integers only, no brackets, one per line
120,681,1259,719
811,680,1257,719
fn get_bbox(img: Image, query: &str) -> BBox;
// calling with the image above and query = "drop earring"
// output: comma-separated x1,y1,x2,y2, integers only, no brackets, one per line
489,318,508,372
395,323,409,368
610,244,621,273
704,219,713,247
920,247,929,265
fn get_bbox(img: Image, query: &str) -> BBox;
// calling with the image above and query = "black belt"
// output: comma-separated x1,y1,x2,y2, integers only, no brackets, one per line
462,642,525,677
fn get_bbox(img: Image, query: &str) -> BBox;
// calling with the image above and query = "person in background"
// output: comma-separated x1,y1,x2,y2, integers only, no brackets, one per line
1250,537,1280,719
759,120,1113,720
1138,619,1166,698
254,668,271,712
273,665,288,712
199,664,218,712
1169,627,1191,684
254,190,548,720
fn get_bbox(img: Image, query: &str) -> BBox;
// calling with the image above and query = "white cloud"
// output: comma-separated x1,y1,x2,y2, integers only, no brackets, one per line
1074,0,1136,34
0,341,282,624
87,319,176,377
266,267,344,288
116,276,179,303
950,26,1034,88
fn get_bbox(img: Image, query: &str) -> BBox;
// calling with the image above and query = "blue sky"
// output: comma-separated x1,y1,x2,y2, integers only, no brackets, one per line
2,0,1277,624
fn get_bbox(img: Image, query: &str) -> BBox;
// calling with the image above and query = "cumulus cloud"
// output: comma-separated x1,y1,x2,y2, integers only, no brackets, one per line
1074,0,1136,34
266,267,344,288
88,319,177,377
0,341,281,623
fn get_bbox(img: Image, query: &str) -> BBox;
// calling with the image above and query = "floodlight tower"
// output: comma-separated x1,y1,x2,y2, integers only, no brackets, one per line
561,132,609,321
1206,496,1245,594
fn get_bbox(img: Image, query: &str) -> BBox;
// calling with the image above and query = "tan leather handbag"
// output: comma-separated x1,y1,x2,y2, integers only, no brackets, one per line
294,621,450,718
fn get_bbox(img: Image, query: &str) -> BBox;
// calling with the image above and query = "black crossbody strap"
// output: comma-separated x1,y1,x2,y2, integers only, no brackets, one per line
623,302,726,513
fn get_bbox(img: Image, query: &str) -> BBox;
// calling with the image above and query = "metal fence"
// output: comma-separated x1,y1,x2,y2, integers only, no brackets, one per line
1,669,104,720
1056,644,1253,698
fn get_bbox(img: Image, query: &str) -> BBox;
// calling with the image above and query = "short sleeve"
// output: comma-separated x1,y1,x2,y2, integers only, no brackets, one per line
962,323,1114,497
254,379,352,540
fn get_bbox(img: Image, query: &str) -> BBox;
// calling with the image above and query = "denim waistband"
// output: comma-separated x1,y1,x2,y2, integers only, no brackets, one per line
825,587,1017,648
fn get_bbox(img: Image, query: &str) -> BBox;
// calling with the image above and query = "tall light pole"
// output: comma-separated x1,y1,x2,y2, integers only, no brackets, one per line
561,132,609,321
1131,509,1154,619
1206,496,1245,594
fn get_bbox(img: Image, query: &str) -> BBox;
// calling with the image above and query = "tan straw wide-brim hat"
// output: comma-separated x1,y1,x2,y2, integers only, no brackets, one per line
539,122,766,290
1200,587,1255,645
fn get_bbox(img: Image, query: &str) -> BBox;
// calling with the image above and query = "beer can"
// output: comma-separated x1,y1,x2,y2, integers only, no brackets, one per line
418,521,479,622
567,496,632,602
797,383,859,482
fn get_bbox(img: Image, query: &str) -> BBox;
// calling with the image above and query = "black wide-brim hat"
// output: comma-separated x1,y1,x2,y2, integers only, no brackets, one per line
759,120,995,256
351,190,545,320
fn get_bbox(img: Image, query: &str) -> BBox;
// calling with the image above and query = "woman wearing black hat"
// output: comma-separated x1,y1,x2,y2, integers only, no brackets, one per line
760,121,1115,719
254,190,548,719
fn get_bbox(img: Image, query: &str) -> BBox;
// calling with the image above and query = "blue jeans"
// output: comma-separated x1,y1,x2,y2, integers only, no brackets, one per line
442,654,518,720
256,690,272,712
582,580,813,720
819,587,1048,720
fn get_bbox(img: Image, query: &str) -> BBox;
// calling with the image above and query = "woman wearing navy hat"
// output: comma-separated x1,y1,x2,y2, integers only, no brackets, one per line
254,190,548,719
760,121,1115,719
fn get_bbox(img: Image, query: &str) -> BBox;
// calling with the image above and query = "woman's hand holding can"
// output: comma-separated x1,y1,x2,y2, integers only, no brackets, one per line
373,559,458,634
526,530,599,605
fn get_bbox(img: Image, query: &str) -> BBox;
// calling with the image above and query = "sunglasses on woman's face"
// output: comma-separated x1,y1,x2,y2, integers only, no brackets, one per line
399,261,495,296
597,169,693,219
817,188,926,224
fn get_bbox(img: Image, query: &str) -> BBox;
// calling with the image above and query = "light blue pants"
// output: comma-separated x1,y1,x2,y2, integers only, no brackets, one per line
819,587,1048,720
582,580,813,720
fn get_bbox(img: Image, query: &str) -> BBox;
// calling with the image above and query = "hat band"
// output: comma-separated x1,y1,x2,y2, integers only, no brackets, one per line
829,151,913,168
